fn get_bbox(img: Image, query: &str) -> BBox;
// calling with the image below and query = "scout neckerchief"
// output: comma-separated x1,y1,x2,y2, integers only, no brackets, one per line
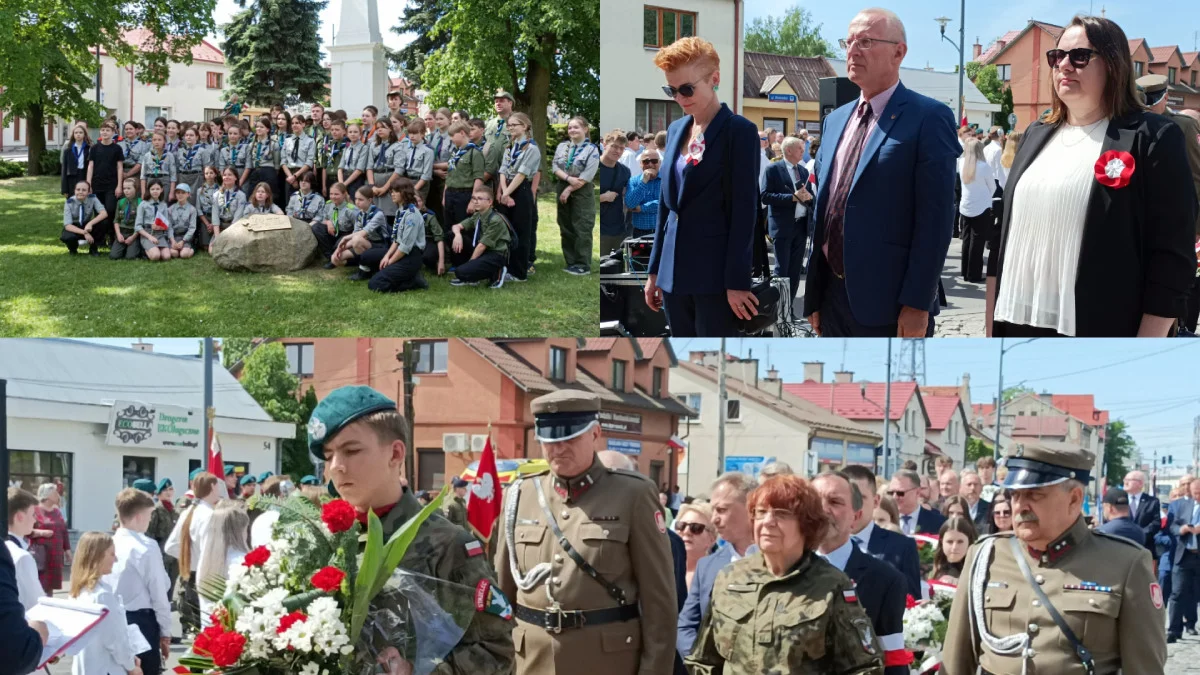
331,201,343,231
373,141,391,170
254,137,269,167
120,197,140,228
165,138,179,154
508,138,534,171
346,142,358,168
433,131,445,160
221,188,239,218
71,197,87,226
492,117,507,145
471,209,490,247
392,203,418,240
148,200,168,230
298,190,315,217
230,142,242,168
277,131,287,153
405,144,418,174
448,142,477,171
362,205,380,231
329,138,348,166
567,141,591,169
72,142,88,170
148,149,166,176
181,143,201,172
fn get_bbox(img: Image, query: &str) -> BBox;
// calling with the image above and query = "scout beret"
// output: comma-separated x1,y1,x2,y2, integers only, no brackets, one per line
451,477,469,488
189,468,204,481
307,385,398,461
1103,487,1130,506
258,471,274,483
1002,441,1094,489
494,89,515,102
132,479,157,494
300,475,320,485
156,478,173,494
238,474,257,487
532,390,600,442
224,464,237,477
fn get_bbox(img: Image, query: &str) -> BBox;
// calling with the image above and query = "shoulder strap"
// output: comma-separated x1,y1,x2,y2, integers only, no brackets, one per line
532,477,627,605
1007,537,1094,674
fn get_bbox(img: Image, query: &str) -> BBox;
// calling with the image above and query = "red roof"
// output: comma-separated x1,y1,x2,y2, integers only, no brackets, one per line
919,389,963,431
579,338,616,352
1129,38,1148,56
637,339,662,359
1151,45,1180,63
1050,394,1108,438
925,439,945,456
977,30,1023,64
93,29,225,64
1183,52,1199,68
784,381,920,421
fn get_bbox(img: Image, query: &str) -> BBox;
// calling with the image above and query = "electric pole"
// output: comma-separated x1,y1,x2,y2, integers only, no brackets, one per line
204,337,214,469
883,339,893,477
399,343,417,485
718,338,727,477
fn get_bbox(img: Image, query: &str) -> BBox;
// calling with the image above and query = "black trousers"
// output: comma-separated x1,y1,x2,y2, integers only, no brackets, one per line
368,251,426,292
422,236,443,273
455,250,506,283
1186,275,1200,333
1171,550,1200,636
60,227,98,254
311,222,348,260
428,175,447,226
662,291,738,337
244,167,279,204
960,208,992,282
445,188,472,232
770,229,806,302
499,181,534,280
127,608,163,675
93,187,118,247
819,274,935,338
992,321,1067,338
353,241,390,273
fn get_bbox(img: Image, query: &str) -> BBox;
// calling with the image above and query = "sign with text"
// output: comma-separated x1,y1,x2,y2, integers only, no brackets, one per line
606,439,643,456
106,401,202,450
724,456,767,478
768,93,797,103
599,410,642,434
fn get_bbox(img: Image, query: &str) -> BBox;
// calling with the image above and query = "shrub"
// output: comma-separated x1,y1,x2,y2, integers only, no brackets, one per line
38,150,61,175
0,159,24,180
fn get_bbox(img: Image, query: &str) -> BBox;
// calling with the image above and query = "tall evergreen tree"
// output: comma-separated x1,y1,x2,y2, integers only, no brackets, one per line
221,0,329,107
387,0,450,85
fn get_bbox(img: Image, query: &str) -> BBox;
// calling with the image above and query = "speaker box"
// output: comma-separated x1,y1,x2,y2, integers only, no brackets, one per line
819,77,862,126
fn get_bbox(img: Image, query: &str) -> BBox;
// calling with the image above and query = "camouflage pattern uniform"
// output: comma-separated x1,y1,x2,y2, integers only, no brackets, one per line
446,495,468,529
147,501,178,597
685,552,884,675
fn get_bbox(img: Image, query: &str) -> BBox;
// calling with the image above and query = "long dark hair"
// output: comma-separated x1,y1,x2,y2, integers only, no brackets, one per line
1044,15,1144,125
931,516,978,580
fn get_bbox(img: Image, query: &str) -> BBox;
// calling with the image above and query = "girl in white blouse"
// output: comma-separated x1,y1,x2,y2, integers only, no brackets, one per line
70,532,143,675
196,501,250,628
956,138,996,284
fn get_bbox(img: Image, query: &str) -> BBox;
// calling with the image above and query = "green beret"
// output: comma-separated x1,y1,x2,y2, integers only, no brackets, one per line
307,385,397,461
156,478,173,493
189,468,204,481
224,464,236,477
238,474,257,487
258,471,274,482
132,479,157,494
300,475,319,485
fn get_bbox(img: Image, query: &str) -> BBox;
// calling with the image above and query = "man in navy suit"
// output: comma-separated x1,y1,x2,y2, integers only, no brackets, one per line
676,472,756,657
814,472,911,674
761,136,813,301
1168,478,1200,641
890,469,946,535
960,469,992,534
803,9,960,337
843,464,923,600
0,544,45,675
1123,470,1162,549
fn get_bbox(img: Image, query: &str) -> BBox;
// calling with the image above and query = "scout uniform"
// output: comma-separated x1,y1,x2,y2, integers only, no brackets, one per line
322,135,349,197
136,197,172,252
245,135,282,202
110,194,143,260
427,127,453,224
175,142,208,207
368,138,397,217
196,182,221,249
444,141,485,229
498,138,541,281
310,199,358,261
238,474,258,498
212,186,247,235
942,444,1166,675
282,133,317,205
119,135,147,175
1138,74,1200,235
305,386,515,674
287,189,326,223
354,204,389,245
421,208,444,273
446,478,469,528
168,192,198,250
341,139,370,201
482,135,505,188
140,477,174,568
553,138,600,273
217,140,249,177
483,91,515,154
61,193,107,254
493,391,676,675
164,137,181,155
451,208,512,287
397,140,435,203
237,201,283,221
367,203,427,293
140,148,178,195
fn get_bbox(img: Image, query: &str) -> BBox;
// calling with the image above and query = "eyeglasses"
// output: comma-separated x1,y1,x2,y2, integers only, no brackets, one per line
759,136,769,142
506,122,524,128
751,508,798,522
674,522,708,535
886,489,911,498
1046,48,1100,69
662,81,703,98
839,37,901,51
641,158,660,165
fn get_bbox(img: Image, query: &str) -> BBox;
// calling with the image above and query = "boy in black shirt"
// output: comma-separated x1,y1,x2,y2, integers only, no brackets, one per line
87,121,125,249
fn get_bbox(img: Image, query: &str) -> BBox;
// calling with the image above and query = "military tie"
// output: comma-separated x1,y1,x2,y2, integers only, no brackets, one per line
824,100,874,278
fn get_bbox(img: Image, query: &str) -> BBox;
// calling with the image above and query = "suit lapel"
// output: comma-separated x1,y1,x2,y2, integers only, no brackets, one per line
844,545,868,579
816,104,853,208
662,122,686,212
1004,121,1056,197
678,104,732,209
1078,116,1139,280
850,82,909,193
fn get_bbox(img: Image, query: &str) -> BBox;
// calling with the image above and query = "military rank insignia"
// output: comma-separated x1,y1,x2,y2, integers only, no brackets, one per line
475,579,513,620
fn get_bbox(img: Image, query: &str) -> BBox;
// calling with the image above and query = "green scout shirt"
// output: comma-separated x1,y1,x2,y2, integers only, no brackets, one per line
423,210,444,243
445,144,485,189
482,141,504,180
484,116,511,152
115,197,141,234
463,209,510,254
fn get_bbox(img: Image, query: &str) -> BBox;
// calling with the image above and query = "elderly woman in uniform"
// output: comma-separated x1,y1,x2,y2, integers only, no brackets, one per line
685,475,884,675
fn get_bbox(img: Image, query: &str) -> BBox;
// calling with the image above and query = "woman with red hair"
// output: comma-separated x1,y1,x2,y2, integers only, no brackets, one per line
685,475,885,673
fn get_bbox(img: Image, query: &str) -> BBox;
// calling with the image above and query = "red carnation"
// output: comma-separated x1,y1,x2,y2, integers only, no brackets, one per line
192,625,225,655
277,610,308,634
905,594,917,610
1094,149,1136,189
322,499,358,533
242,545,271,567
311,566,347,592
209,632,247,668
174,667,192,674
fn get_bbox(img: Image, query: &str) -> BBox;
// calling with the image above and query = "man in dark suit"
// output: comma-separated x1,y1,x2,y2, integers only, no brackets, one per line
843,464,923,600
761,136,813,301
803,8,960,338
1098,487,1151,548
0,544,45,675
960,469,992,534
1123,470,1162,550
1168,478,1200,642
890,469,946,535
814,472,911,674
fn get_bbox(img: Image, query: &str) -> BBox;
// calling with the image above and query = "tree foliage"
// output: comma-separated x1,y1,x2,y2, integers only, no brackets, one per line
221,0,330,107
1104,420,1138,485
966,436,993,463
744,5,836,58
0,0,217,173
1001,385,1034,402
966,62,1014,130
387,0,449,85
222,338,255,369
238,343,311,476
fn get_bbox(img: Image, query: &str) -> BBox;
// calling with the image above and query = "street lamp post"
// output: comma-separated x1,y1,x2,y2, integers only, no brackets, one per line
993,338,1038,461
935,9,966,126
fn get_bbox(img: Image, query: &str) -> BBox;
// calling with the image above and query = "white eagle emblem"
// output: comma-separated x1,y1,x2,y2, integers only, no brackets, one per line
1103,158,1126,179
472,473,495,501
308,416,327,442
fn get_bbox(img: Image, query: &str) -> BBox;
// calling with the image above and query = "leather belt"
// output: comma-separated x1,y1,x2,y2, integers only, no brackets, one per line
514,603,639,633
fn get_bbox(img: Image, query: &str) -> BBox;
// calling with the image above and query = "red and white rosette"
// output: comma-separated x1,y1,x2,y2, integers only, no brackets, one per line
1094,149,1135,189
685,134,706,166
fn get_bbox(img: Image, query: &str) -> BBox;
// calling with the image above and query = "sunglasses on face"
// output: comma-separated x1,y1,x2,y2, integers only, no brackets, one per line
674,522,708,535
662,81,703,98
994,509,1012,518
759,136,769,142
641,158,660,165
886,489,911,498
1046,47,1100,69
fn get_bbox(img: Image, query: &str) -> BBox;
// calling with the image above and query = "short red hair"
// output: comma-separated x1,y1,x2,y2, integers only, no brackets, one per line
747,475,828,551
653,36,720,74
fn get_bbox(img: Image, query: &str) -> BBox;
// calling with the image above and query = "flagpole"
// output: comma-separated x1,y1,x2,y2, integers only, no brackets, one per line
204,337,214,472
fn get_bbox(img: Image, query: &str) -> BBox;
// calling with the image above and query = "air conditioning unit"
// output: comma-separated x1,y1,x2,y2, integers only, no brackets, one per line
471,435,489,452
443,433,468,453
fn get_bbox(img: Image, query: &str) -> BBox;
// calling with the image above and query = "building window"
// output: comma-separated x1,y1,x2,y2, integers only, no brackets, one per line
1169,67,1177,84
763,117,788,135
612,359,627,391
996,64,1011,81
1191,70,1197,87
47,118,53,142
10,451,72,526
549,347,567,381
416,448,445,492
1134,61,1144,76
676,392,701,412
634,98,684,134
207,72,223,89
122,456,155,487
652,367,664,397
644,6,698,49
727,399,742,422
204,109,225,122
414,340,448,374
284,342,315,377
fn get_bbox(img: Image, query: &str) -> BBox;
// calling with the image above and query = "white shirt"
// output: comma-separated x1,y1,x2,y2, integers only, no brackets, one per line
900,507,922,535
71,581,137,675
782,159,808,219
995,120,1107,336
968,499,980,521
854,520,876,552
983,141,1002,176
105,528,172,637
5,536,44,610
165,499,214,571
758,149,771,194
1128,492,1141,515
200,548,248,628
957,158,996,218
818,537,855,572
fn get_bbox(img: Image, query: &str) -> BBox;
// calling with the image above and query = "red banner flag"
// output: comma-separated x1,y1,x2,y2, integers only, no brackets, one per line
208,427,224,477
467,436,503,541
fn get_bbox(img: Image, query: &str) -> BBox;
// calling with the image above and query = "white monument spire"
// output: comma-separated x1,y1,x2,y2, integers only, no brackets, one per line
329,0,388,116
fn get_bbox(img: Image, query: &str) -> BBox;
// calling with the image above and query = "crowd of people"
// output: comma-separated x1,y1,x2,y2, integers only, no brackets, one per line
54,89,603,290
616,8,1200,338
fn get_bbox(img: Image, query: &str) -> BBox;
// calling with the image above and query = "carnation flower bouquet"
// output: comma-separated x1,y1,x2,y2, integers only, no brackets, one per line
902,586,956,675
178,488,477,675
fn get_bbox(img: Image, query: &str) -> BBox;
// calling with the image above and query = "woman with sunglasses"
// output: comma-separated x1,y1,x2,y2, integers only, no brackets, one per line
644,36,762,337
986,491,1013,534
673,502,718,590
987,14,1196,337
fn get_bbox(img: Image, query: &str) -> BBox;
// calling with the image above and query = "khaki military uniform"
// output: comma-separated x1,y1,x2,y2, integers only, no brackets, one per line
685,552,883,675
447,495,468,529
147,502,179,594
493,456,677,675
943,517,1166,674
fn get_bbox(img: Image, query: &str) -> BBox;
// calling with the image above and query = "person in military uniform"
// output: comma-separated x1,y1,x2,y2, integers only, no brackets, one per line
485,90,515,155
446,477,469,528
493,390,677,675
943,443,1166,674
175,468,204,512
154,478,181,604
307,385,514,675
685,474,884,675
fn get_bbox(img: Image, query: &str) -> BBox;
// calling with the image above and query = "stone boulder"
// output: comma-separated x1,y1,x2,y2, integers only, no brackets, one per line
211,214,318,273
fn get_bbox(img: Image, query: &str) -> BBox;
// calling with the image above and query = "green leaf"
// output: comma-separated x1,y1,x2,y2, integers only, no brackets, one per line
370,485,450,598
197,573,227,603
350,507,384,639
282,589,327,612
179,655,216,670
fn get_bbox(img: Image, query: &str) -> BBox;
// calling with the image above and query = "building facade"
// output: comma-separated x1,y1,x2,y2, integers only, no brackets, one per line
826,59,1000,129
742,52,832,137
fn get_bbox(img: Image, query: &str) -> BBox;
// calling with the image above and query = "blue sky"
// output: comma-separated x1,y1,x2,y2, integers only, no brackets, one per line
744,0,1200,73
674,338,1200,469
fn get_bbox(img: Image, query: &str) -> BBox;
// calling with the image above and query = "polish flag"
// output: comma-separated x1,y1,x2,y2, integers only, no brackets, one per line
153,213,170,231
466,436,503,542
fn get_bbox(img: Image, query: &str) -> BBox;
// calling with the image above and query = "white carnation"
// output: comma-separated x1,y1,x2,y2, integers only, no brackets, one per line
300,662,322,675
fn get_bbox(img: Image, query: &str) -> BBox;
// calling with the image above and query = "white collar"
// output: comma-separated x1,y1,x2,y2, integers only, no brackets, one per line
818,537,855,572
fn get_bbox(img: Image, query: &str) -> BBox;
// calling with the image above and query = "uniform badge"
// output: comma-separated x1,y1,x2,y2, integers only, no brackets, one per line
475,579,514,620
655,510,666,534
308,416,326,442
853,618,878,655
843,588,859,604
465,540,484,558
1152,582,1164,609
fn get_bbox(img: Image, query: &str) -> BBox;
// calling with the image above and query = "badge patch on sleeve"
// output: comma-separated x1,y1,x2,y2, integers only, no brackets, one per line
465,540,484,557
655,510,666,534
843,588,859,604
854,618,878,655
1152,582,1164,609
475,579,513,620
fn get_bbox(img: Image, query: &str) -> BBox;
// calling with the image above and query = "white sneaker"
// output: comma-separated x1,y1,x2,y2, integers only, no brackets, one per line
490,267,507,289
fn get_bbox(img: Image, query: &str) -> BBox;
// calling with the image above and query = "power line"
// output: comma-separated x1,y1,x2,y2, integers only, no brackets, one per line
971,341,1200,391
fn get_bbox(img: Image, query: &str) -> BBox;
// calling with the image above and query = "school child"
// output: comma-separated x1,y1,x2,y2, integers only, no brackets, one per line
361,106,379,142
282,115,316,207
61,124,91,197
415,193,444,276
195,165,221,252
469,118,503,190
175,126,207,207
216,125,248,188
308,104,326,142
339,121,369,199
107,488,173,675
367,179,428,293
320,119,350,198
61,180,108,255
552,116,600,275
385,90,405,119
210,167,247,252
87,121,126,249
238,182,284,221
311,181,358,267
119,121,146,179
427,108,453,224
196,121,214,148
496,112,539,282
242,118,280,203
135,179,172,262
441,120,485,232
140,131,177,200
389,113,410,151
110,178,143,260
397,118,434,204
331,185,388,280
286,170,325,222
164,120,182,154
367,122,398,221
168,184,197,258
449,186,513,289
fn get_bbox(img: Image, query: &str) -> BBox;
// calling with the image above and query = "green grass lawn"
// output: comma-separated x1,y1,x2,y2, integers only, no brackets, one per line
0,176,599,336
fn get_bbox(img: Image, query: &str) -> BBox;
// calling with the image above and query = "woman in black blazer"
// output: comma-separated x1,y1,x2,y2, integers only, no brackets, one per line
60,123,91,198
986,15,1196,337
